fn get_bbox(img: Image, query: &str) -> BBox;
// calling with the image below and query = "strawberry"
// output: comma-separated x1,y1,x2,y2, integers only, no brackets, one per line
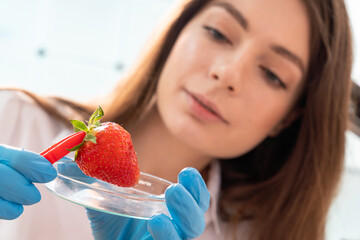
69,106,140,187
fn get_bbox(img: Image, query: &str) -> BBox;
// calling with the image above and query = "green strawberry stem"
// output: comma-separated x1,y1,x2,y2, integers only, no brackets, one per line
68,106,104,159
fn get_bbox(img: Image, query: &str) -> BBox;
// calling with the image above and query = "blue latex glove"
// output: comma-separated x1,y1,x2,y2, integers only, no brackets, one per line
0,144,57,220
87,167,210,240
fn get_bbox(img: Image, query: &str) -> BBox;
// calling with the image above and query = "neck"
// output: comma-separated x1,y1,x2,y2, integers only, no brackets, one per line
128,105,213,183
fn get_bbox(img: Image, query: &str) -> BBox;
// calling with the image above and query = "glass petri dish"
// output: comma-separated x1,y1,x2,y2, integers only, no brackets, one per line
44,158,172,219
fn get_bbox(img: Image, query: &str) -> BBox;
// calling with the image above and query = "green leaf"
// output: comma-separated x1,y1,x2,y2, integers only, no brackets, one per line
73,126,83,132
74,150,78,161
67,142,84,151
70,120,88,132
94,106,104,122
93,121,102,127
89,106,104,127
84,134,97,144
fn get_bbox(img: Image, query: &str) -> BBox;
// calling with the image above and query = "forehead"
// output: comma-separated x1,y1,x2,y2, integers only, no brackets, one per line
196,0,311,69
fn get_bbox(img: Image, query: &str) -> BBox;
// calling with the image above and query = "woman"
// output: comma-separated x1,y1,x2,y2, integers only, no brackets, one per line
0,0,353,239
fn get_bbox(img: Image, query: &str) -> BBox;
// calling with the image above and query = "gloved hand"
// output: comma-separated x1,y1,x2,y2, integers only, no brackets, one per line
0,144,57,220
87,167,210,240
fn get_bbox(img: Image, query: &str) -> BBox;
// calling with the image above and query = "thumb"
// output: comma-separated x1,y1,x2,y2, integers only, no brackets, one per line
0,145,57,183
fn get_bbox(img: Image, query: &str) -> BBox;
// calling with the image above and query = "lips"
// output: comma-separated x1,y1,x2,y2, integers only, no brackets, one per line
184,89,228,124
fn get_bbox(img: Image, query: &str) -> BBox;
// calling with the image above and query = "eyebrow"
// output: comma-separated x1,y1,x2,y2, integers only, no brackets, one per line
212,2,249,31
271,45,306,75
211,2,306,75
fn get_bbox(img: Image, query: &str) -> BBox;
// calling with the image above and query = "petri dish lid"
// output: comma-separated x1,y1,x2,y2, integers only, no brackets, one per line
45,158,172,219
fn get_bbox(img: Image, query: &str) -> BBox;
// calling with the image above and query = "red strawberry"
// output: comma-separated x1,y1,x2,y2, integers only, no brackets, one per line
69,106,140,187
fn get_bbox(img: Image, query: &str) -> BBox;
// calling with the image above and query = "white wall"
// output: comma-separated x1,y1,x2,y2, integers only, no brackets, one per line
0,0,175,101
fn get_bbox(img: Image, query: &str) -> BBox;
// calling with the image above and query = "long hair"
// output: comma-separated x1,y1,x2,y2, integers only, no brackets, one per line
3,0,352,239
219,0,353,239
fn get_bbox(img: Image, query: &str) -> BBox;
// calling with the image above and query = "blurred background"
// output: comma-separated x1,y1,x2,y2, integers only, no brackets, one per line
0,0,175,100
0,0,359,239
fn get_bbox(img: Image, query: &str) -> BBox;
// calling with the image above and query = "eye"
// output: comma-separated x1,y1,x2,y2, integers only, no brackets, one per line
203,25,232,45
260,66,287,89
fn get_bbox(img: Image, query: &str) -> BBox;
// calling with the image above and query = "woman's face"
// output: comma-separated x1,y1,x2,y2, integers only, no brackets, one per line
156,0,310,158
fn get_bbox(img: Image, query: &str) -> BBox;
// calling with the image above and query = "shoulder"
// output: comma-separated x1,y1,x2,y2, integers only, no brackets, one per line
0,89,50,121
0,89,36,107
0,89,42,126
0,89,71,152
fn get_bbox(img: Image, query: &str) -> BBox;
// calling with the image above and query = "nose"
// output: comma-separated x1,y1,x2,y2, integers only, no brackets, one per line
208,60,243,94
208,43,256,94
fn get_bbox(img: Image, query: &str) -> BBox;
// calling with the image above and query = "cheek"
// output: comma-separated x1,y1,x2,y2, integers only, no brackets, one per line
245,101,288,132
156,32,211,125
220,100,290,156
159,28,212,84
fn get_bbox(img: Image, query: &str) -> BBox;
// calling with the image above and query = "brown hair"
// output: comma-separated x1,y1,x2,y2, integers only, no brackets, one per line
3,0,352,239
219,0,353,239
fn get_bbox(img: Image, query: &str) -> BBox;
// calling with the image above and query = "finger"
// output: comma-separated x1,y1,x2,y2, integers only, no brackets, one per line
148,214,181,240
0,164,41,205
165,184,205,239
178,167,210,213
0,145,57,183
0,197,24,220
